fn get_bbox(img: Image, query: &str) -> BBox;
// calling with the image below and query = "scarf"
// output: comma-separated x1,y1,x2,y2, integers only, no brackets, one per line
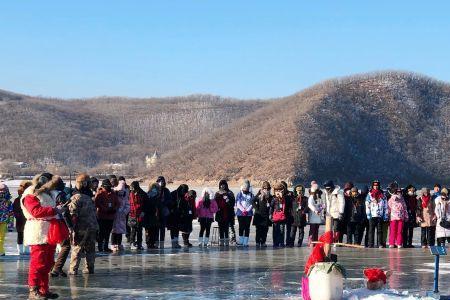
421,194,431,208
370,189,383,201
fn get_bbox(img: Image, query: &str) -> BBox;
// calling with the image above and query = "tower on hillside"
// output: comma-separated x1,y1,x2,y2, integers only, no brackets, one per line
145,151,159,168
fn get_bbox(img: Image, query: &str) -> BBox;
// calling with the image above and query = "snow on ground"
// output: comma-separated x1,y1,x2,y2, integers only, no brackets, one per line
344,288,434,300
416,262,450,275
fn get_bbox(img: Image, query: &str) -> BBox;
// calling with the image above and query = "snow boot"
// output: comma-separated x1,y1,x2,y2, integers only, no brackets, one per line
28,287,46,300
219,239,225,246
203,237,209,248
182,233,193,247
17,244,24,255
237,236,244,247
224,238,230,246
243,237,249,247
198,237,204,247
173,237,182,249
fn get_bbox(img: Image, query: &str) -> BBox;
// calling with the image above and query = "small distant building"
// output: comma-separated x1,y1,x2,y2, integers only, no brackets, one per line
105,163,126,172
12,161,29,169
145,151,159,168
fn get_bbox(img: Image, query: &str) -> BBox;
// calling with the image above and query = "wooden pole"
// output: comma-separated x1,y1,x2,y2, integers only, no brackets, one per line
310,241,365,249
324,216,332,257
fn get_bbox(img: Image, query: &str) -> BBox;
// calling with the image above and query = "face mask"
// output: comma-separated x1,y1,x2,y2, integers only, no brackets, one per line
408,191,414,196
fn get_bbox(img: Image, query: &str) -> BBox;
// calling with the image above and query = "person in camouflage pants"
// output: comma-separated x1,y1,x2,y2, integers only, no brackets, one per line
68,174,99,275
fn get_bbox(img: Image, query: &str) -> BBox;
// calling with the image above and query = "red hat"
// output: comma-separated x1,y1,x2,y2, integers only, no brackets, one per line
363,268,387,284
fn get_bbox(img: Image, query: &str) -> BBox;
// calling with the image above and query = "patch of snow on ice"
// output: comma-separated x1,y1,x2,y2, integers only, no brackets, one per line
344,288,434,300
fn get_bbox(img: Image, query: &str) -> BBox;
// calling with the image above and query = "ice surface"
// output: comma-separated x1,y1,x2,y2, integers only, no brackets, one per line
0,228,449,299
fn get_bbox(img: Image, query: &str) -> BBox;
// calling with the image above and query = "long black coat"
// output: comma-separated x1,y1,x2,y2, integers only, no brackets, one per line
291,196,308,227
252,192,273,227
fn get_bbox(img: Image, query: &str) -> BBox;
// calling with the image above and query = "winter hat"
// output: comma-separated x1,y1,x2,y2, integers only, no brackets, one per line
350,187,358,193
273,182,285,191
101,179,112,188
156,176,166,183
262,181,271,190
344,182,354,191
441,188,448,196
364,268,387,284
372,180,381,188
323,180,334,189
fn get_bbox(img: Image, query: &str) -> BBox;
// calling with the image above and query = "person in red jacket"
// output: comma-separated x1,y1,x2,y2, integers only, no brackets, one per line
94,179,120,253
128,181,148,250
22,173,69,300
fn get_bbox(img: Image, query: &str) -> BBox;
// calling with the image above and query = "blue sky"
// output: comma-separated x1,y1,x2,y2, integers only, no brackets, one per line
0,1,449,99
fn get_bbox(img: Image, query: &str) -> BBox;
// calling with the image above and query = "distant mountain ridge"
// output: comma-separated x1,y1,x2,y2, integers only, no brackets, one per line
1,71,450,184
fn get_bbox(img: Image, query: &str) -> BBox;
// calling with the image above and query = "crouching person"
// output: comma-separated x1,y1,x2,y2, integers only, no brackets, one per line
22,173,69,299
68,174,99,275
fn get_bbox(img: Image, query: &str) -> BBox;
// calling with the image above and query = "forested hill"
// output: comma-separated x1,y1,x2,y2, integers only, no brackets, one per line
2,71,450,185
0,92,266,175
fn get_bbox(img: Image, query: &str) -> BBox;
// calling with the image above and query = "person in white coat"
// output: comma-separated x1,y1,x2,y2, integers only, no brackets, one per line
323,180,345,243
435,188,450,246
307,181,325,245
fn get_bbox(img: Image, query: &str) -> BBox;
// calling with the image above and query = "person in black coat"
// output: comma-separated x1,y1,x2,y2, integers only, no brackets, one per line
216,180,236,245
155,176,171,248
179,190,196,247
252,181,273,247
168,184,189,248
281,181,295,246
145,183,162,249
346,187,366,245
289,184,308,247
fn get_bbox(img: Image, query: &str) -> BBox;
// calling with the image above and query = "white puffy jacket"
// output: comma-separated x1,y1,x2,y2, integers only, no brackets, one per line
324,186,345,219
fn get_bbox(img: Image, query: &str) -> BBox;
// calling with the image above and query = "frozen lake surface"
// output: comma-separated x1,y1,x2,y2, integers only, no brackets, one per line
0,229,449,299
1,180,449,299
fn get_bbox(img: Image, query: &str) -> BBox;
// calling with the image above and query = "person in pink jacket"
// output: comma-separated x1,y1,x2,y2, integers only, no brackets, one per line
388,188,408,248
196,188,218,247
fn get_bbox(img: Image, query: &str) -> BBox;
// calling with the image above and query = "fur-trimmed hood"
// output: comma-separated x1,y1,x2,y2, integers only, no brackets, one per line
31,174,62,196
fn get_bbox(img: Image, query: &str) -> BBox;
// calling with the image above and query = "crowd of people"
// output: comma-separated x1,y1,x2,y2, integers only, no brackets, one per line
0,173,450,299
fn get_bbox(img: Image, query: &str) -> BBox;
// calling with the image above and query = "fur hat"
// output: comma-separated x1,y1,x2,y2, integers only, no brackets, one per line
441,188,448,196
273,182,285,191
